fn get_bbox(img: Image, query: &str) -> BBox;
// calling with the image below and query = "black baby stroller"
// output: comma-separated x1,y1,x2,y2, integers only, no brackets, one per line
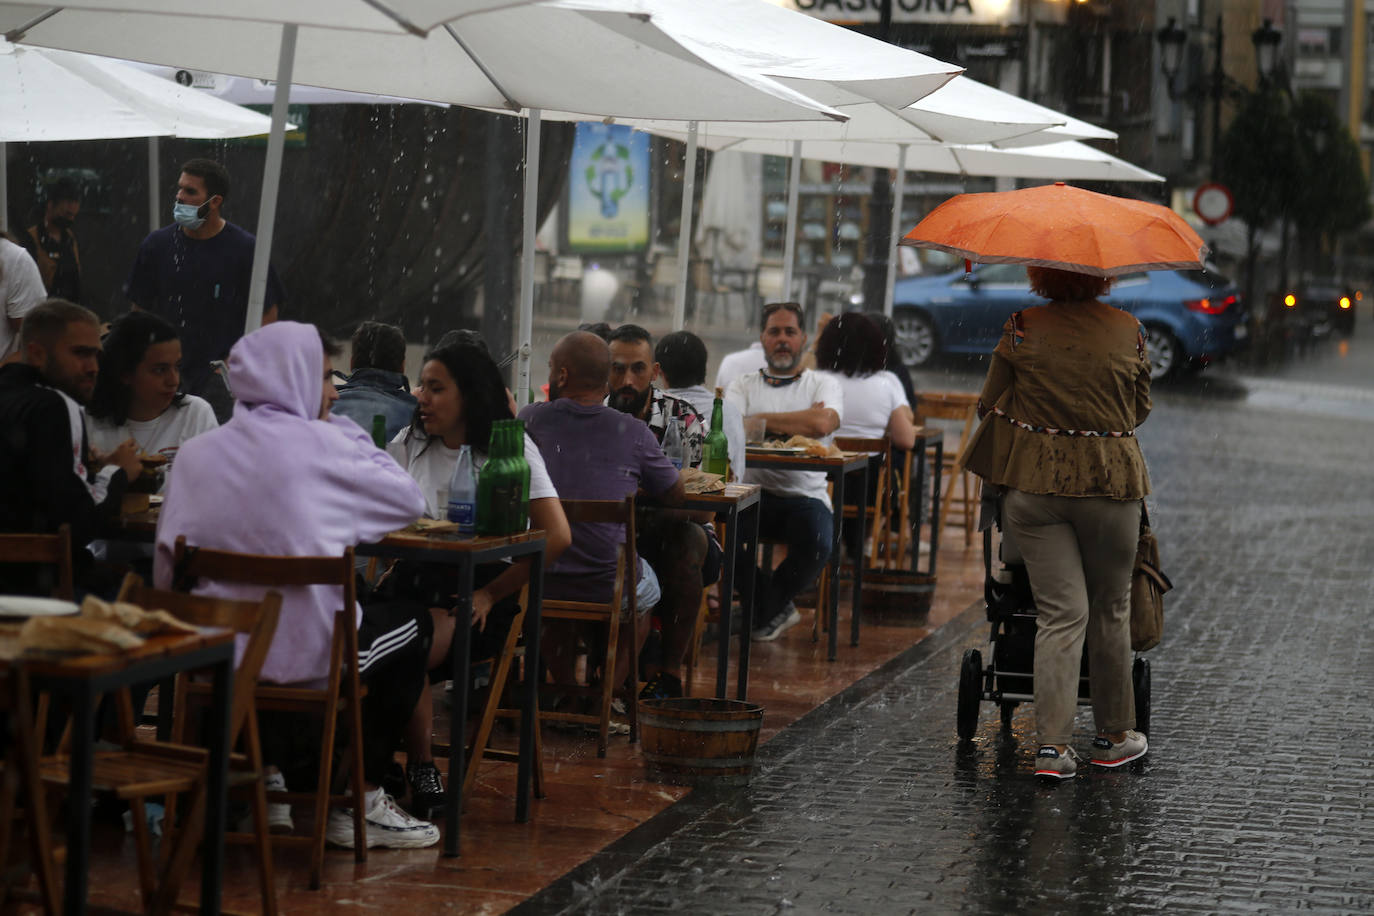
955,494,1152,741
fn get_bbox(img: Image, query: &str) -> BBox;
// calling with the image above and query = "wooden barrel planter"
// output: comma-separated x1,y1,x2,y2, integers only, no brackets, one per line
638,698,764,787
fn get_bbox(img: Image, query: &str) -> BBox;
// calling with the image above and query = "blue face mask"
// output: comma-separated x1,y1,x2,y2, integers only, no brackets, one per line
172,199,211,231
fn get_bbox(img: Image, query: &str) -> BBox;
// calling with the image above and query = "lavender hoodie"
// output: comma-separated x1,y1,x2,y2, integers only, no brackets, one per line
153,322,424,684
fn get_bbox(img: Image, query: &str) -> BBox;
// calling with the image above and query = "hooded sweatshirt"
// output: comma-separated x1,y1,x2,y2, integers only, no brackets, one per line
153,321,424,684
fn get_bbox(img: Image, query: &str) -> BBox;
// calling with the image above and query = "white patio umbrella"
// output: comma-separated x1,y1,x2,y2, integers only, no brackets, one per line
641,72,1127,317
0,38,278,229
1,0,961,399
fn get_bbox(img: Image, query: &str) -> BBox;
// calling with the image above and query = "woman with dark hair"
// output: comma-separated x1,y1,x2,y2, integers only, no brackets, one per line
87,310,217,485
814,312,916,449
383,340,570,816
865,310,917,409
961,265,1152,780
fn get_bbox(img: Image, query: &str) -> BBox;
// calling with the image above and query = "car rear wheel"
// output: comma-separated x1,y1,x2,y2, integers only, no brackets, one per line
894,311,939,367
1143,325,1181,380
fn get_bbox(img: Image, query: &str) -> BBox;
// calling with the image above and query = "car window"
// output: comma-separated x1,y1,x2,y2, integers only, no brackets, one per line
1178,265,1233,288
974,263,1028,285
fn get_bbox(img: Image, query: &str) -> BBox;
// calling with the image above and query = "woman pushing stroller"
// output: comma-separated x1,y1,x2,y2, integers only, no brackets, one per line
961,265,1152,780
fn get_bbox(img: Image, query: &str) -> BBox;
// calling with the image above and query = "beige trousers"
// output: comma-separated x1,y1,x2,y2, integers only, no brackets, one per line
1002,489,1140,745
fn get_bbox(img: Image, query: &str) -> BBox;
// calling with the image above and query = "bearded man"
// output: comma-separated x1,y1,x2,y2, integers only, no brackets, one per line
723,302,844,642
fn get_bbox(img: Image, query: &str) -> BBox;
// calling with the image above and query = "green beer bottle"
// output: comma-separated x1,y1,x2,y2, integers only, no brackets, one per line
370,414,388,449
511,419,531,530
702,387,730,480
476,420,507,536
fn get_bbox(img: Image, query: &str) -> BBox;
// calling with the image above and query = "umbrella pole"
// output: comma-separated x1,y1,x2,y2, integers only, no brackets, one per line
517,108,541,405
883,144,908,317
672,121,698,331
244,23,297,334
0,142,7,232
148,137,160,234
781,140,801,307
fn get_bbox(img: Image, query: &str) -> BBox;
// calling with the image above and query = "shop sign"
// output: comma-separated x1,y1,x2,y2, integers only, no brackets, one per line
777,0,1023,26
565,123,651,253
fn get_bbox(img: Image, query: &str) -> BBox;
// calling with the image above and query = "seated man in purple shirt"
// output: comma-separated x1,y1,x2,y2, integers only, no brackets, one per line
519,331,684,701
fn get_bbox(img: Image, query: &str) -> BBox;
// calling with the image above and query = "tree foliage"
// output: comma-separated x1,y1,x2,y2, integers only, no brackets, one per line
1289,92,1371,242
1218,85,1299,233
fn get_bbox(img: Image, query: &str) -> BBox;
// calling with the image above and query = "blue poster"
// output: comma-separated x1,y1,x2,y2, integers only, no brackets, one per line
565,122,650,253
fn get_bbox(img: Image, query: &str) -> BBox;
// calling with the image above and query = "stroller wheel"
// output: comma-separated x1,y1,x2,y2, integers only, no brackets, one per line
1132,657,1151,736
957,649,983,741
999,701,1016,730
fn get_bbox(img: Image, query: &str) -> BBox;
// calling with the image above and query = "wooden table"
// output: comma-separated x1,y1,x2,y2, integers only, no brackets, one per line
676,483,761,700
11,628,235,916
356,528,546,858
740,450,871,661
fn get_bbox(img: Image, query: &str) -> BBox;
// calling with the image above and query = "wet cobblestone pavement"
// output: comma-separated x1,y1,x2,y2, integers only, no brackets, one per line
514,334,1374,914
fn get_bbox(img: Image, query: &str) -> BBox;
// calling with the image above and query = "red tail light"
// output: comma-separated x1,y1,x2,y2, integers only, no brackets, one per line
1185,293,1238,314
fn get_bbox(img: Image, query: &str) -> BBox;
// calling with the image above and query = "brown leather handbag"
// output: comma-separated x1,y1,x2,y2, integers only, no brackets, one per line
1131,505,1172,652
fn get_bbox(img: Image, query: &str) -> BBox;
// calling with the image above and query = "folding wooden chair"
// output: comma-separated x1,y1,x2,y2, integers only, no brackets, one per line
0,525,75,600
916,392,983,547
434,586,547,809
540,497,638,758
37,577,282,915
0,665,61,915
172,537,366,891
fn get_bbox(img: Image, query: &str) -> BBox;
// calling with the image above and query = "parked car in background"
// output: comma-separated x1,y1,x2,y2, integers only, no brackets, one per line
892,262,1248,379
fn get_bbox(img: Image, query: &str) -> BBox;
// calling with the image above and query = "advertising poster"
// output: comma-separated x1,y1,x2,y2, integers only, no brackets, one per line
565,122,650,253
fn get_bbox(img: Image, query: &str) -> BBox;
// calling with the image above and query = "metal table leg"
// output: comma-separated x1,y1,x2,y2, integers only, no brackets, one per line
199,653,232,914
64,687,94,915
516,549,543,823
827,467,845,662
850,462,868,648
736,501,760,701
443,560,474,858
715,507,738,699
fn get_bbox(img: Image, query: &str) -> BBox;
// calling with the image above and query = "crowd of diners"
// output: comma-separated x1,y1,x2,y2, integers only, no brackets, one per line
0,292,919,850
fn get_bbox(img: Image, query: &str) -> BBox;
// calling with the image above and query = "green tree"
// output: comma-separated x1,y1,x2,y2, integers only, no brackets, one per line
1290,92,1371,278
1218,85,1299,311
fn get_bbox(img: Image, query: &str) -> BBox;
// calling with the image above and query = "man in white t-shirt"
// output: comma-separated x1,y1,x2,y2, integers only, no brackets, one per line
713,340,766,391
724,302,843,642
0,237,48,363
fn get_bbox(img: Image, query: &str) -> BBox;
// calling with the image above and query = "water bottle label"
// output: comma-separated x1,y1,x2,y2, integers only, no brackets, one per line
447,500,476,532
670,458,683,470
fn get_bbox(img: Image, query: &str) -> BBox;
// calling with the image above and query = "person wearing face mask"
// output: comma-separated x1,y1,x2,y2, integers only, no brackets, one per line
124,158,285,418
19,178,83,304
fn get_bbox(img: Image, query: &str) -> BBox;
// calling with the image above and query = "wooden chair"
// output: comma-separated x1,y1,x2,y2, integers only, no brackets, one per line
37,577,282,916
916,392,983,547
433,586,547,809
0,525,75,600
0,665,61,914
539,497,638,758
172,537,366,891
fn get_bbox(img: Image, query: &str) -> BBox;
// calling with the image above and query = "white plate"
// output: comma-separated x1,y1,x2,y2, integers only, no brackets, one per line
0,596,80,618
746,446,806,456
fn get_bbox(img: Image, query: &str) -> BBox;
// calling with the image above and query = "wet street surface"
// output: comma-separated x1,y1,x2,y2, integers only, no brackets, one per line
514,324,1374,915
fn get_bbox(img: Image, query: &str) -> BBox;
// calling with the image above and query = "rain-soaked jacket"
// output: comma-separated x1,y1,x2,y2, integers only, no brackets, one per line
153,321,424,684
960,300,1152,500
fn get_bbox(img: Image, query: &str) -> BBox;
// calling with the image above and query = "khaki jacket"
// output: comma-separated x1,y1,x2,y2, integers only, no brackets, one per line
960,299,1152,499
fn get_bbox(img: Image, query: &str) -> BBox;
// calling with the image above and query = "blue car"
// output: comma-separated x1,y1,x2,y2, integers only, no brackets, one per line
892,263,1248,379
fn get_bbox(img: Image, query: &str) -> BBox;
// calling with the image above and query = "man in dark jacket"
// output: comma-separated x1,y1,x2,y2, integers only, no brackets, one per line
0,299,141,594
332,320,416,441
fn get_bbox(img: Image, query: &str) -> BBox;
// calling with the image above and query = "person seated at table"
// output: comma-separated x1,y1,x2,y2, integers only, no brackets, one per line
332,320,416,441
520,331,683,716
153,321,441,850
384,339,570,816
724,301,844,643
655,330,746,475
813,312,917,561
0,299,142,596
86,310,218,486
607,324,719,700
714,339,766,391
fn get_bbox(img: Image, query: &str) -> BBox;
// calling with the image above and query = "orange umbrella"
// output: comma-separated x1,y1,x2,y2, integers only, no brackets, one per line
901,182,1207,278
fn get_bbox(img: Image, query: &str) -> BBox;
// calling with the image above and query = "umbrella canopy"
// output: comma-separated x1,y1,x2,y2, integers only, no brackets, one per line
901,182,1207,278
0,38,278,140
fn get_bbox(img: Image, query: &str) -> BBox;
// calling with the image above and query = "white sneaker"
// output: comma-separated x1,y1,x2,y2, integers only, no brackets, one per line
326,790,440,849
751,602,801,642
263,771,292,834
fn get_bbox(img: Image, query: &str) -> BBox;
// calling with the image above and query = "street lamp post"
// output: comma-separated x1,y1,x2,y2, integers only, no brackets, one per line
1156,14,1284,181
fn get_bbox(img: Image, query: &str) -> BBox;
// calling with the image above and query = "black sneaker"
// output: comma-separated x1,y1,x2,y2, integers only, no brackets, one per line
638,670,683,701
406,760,446,819
751,602,801,642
